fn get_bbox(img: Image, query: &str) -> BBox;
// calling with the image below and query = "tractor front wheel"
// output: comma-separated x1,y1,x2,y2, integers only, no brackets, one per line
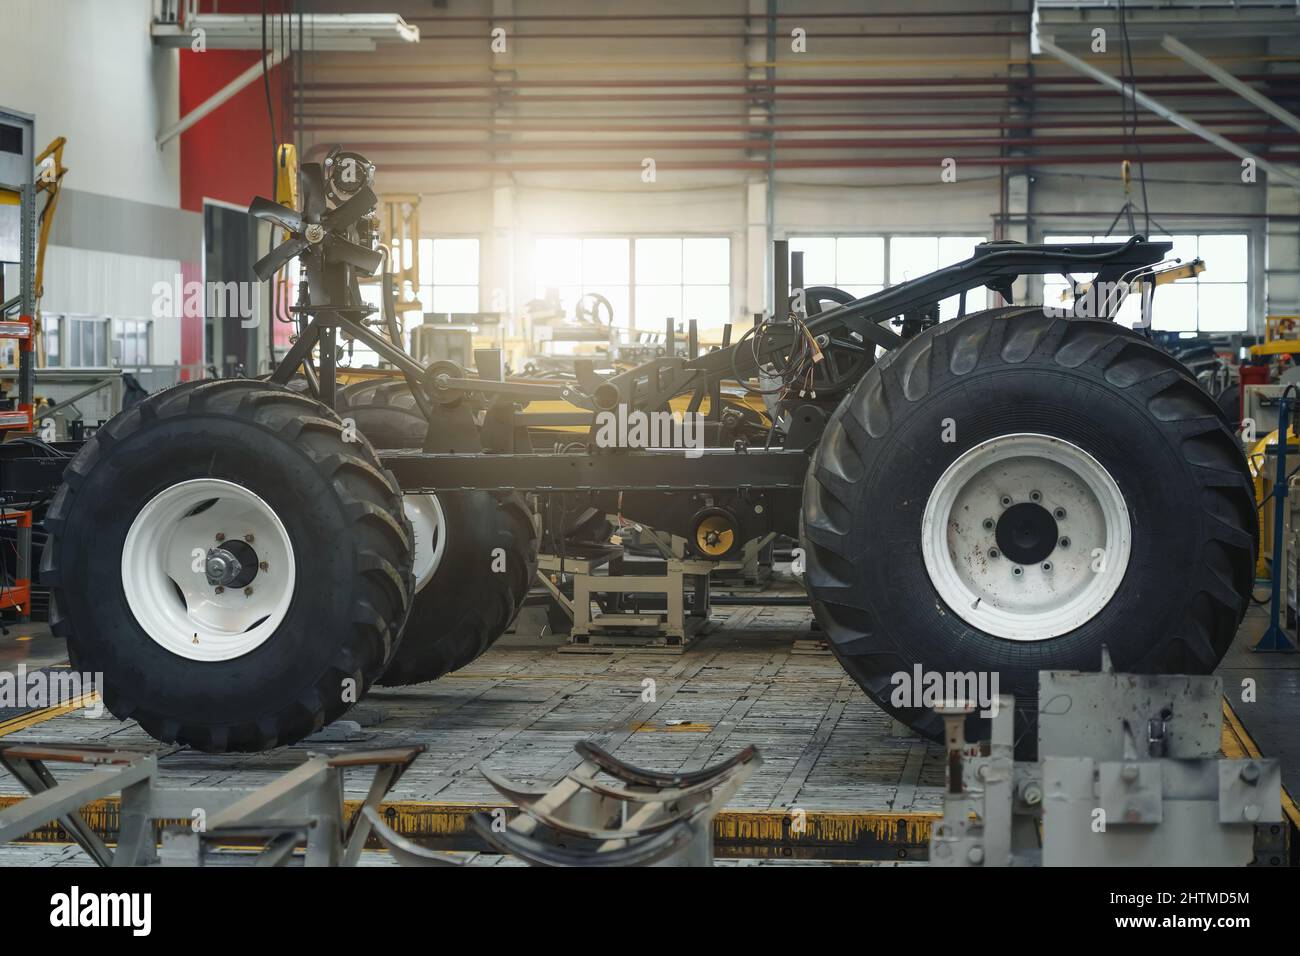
43,379,414,752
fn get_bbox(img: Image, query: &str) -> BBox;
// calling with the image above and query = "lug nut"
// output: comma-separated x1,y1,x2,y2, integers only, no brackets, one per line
244,534,254,543
1012,566,1023,576
989,548,1000,559
215,585,225,594
244,586,254,596
982,519,994,531
1000,496,1012,507
1042,562,1053,572
215,533,225,542
1030,490,1042,502
1053,508,1066,520
1059,537,1070,549
259,561,269,571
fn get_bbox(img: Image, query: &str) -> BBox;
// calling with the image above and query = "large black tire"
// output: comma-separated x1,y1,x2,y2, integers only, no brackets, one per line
801,308,1256,752
42,379,414,752
338,380,540,686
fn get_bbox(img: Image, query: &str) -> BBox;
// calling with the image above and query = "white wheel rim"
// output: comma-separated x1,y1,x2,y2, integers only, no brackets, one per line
121,479,297,662
406,494,446,593
920,433,1131,642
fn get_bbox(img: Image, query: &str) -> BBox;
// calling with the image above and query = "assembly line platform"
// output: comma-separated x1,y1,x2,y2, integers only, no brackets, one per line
0,599,1296,865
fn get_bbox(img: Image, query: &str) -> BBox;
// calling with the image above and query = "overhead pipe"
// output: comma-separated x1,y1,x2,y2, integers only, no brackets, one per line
1036,35,1300,190
399,30,1025,40
1161,35,1300,136
303,133,1298,158
303,87,1300,105
400,10,1030,22
368,152,1296,174
298,106,1266,120
298,118,1278,134
303,73,1300,92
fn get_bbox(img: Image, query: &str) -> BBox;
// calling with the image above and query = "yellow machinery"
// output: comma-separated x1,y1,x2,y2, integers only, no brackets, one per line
1250,315,1300,358
1248,425,1300,580
0,136,67,370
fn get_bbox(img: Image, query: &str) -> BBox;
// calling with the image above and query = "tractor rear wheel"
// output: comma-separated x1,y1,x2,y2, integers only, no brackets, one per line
42,379,414,752
339,381,540,685
801,308,1256,753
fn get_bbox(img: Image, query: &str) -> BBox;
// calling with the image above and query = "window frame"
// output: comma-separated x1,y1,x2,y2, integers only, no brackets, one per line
787,232,992,316
416,236,482,318
532,233,732,330
1043,230,1252,335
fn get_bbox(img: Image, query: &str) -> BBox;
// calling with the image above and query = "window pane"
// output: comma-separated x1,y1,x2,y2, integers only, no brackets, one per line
636,285,682,327
1113,283,1146,328
46,316,60,367
635,238,682,285
1198,283,1247,332
789,237,836,286
1153,283,1197,332
890,237,938,285
581,238,629,285
1198,234,1248,284
683,285,729,329
431,238,479,286
837,285,882,302
581,287,627,326
938,236,982,268
835,237,884,286
536,239,581,287
431,286,480,315
418,239,433,281
1167,234,1199,267
682,238,729,286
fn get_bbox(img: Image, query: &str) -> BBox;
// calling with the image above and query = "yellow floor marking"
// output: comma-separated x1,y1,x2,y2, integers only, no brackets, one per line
629,721,712,733
0,692,98,738
1222,697,1300,832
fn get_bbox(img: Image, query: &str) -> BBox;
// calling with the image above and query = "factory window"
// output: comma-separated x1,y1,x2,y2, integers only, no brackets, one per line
43,315,61,367
113,318,151,368
790,235,986,319
534,236,731,330
417,238,480,316
65,315,109,367
1044,233,1249,334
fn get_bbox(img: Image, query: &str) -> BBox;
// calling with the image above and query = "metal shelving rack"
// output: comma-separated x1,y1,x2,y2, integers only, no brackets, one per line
0,107,37,620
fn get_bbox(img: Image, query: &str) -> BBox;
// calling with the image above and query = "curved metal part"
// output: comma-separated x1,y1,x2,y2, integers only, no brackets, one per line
478,764,555,804
575,740,758,790
249,196,304,233
299,163,328,223
468,812,695,867
324,184,378,232
360,806,464,867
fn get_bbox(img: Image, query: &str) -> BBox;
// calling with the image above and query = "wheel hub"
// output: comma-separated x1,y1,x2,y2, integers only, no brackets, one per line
121,478,297,662
995,502,1059,566
205,539,259,588
920,433,1132,642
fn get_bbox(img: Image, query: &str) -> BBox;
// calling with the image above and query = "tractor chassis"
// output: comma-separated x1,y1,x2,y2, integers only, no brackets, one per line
271,237,1170,546
0,237,1174,554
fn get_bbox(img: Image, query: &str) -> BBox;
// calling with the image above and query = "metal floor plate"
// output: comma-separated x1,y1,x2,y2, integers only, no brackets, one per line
0,604,947,861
